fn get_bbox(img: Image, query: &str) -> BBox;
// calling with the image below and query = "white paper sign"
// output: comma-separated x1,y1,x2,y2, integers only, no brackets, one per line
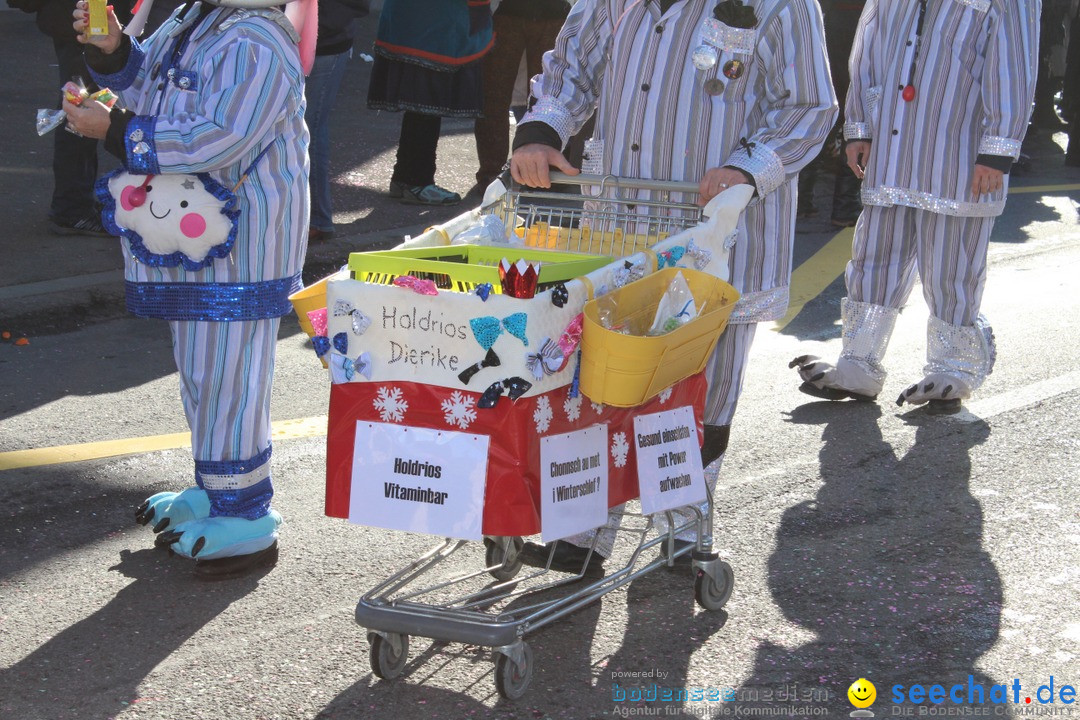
540,424,609,543
348,421,489,540
633,406,706,515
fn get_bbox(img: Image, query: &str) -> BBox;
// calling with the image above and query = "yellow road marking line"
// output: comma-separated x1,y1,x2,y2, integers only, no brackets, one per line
773,226,854,332
6,181,1079,471
0,415,328,471
1010,183,1080,194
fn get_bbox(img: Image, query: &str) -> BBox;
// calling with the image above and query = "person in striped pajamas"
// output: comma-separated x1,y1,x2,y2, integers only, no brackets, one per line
792,0,1040,415
510,0,837,572
63,0,310,576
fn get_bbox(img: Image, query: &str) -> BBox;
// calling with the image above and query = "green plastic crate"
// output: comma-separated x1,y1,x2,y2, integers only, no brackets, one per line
348,244,613,294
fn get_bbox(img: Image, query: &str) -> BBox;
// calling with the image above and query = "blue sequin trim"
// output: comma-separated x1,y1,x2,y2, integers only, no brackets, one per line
204,477,274,519
196,444,273,477
124,273,303,321
95,168,241,271
195,445,274,519
90,37,145,91
125,115,160,174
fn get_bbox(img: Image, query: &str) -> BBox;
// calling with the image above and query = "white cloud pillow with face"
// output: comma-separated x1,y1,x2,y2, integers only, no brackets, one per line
98,171,239,270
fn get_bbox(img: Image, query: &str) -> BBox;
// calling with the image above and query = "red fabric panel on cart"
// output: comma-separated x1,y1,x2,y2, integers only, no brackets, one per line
325,374,706,535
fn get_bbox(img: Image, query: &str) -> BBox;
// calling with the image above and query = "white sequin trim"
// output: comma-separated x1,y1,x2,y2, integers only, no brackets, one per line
726,142,785,196
950,0,990,11
926,314,995,390
862,186,1005,217
199,459,271,490
844,122,872,140
520,96,575,149
978,135,1022,159
701,18,756,55
839,298,898,384
729,286,788,323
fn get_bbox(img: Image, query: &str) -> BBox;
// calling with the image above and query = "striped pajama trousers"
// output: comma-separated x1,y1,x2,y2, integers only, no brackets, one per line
846,204,994,327
170,317,279,520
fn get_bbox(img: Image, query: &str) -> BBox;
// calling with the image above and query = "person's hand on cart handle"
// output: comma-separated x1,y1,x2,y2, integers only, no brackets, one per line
698,167,750,206
511,144,579,188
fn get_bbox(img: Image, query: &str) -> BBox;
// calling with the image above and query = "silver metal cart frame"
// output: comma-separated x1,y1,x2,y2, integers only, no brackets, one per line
356,175,735,699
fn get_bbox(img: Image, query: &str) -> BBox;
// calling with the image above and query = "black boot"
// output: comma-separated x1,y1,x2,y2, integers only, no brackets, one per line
701,424,730,468
830,168,862,227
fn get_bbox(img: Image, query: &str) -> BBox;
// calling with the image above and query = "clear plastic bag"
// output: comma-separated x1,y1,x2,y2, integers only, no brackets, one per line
647,270,697,336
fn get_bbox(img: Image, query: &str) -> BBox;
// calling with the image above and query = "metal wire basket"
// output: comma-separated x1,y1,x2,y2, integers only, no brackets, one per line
489,172,704,258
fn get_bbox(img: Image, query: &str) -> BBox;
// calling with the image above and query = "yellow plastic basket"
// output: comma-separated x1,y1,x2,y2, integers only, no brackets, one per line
579,268,740,407
348,244,612,294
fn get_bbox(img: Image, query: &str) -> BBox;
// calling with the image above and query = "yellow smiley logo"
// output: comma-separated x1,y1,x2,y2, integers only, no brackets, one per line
848,678,876,709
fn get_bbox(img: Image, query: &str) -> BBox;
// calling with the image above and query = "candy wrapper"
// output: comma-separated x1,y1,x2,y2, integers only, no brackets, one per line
39,78,118,136
89,88,118,108
647,270,698,336
498,258,539,298
87,0,109,36
37,109,66,136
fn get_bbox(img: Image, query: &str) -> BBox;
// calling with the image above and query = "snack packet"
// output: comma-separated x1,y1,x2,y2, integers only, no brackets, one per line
647,271,698,336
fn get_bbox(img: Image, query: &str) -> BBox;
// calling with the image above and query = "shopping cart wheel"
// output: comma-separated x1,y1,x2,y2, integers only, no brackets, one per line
494,641,534,700
368,632,410,680
694,561,734,611
484,536,524,581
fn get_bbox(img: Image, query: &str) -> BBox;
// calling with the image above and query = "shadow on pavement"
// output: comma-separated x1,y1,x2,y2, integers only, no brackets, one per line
0,547,271,720
725,401,999,715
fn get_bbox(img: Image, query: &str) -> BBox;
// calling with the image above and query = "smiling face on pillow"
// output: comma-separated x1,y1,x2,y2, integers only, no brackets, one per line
108,173,234,263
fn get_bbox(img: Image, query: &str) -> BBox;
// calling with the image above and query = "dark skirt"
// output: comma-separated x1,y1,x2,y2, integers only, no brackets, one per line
367,54,484,119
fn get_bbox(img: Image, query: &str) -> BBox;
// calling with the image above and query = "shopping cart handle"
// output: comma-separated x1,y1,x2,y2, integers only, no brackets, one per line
549,171,701,195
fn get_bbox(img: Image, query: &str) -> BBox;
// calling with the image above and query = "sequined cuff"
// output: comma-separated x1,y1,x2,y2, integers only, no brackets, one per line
520,96,575,149
729,286,788,323
725,142,785,197
926,314,996,390
87,36,143,91
125,274,303,321
839,299,899,380
844,122,872,141
978,135,1022,159
196,446,274,520
124,115,160,175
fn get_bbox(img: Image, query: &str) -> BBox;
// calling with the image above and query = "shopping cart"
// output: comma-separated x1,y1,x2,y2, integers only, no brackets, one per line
346,175,737,699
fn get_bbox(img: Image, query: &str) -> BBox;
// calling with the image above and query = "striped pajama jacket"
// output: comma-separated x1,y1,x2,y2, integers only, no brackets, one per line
90,3,309,519
520,0,836,552
835,0,1039,397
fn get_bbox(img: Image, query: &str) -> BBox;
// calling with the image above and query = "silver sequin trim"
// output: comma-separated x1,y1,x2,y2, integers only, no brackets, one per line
132,141,150,155
926,314,995,390
701,18,756,55
862,186,1005,217
726,142,785,196
951,0,990,11
129,128,144,142
978,135,1022,159
864,85,882,116
729,286,788,323
844,122,872,140
839,298,899,384
199,458,272,491
522,96,575,149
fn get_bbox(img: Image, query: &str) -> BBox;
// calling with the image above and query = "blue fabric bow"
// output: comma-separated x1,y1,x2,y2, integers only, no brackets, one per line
470,312,529,350
657,246,686,268
474,283,493,301
330,351,372,383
